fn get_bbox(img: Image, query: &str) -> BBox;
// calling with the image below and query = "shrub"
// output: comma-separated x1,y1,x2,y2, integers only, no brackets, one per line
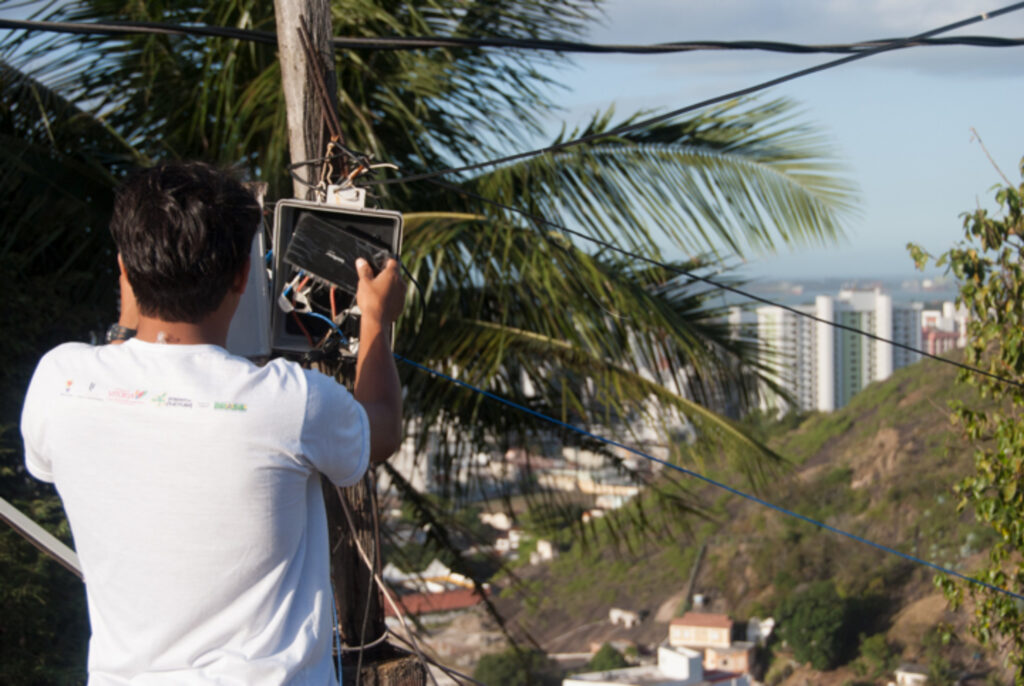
776,580,850,670
474,647,562,686
587,644,628,672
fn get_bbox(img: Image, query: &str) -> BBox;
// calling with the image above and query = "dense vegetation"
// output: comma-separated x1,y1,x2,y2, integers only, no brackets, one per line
913,160,1024,682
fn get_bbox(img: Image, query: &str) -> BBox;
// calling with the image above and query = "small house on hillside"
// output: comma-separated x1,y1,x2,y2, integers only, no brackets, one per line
890,663,928,686
530,539,558,565
744,617,774,645
608,608,641,628
384,587,488,626
495,527,524,554
479,511,514,531
381,558,474,593
704,644,754,674
563,645,749,686
669,613,733,649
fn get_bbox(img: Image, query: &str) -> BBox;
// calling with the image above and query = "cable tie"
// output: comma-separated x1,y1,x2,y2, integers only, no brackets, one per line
277,292,295,313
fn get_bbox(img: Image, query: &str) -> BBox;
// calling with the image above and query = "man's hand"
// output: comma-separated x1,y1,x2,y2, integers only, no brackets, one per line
355,257,406,324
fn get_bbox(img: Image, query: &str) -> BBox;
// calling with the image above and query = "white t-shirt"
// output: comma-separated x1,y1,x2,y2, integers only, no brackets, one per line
21,339,370,686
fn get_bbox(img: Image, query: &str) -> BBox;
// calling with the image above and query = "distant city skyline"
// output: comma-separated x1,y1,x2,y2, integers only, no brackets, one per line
536,0,1024,280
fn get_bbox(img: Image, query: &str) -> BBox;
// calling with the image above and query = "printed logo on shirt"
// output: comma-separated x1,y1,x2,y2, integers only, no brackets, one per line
59,380,103,402
108,388,147,403
213,401,247,412
151,392,194,409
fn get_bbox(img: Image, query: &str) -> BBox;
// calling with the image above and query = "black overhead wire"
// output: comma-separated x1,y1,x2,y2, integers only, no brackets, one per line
0,18,280,43
1,16,1024,54
428,178,1024,392
370,0,1024,186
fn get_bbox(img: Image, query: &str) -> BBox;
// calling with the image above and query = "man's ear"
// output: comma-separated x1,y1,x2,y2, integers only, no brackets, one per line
231,256,250,295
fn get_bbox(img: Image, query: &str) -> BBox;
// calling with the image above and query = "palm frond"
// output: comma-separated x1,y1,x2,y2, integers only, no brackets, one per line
470,98,857,259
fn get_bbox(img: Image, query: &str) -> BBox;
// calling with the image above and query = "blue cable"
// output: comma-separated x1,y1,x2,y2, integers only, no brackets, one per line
302,311,349,344
393,353,1024,603
331,587,342,681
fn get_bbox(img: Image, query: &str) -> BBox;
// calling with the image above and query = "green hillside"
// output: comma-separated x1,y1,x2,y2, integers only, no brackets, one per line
494,354,1007,683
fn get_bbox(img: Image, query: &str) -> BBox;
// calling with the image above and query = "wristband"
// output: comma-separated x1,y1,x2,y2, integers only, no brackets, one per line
105,323,137,343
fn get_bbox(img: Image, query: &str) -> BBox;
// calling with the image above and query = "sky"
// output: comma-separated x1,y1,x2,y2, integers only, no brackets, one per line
536,0,1024,280
2,1,1021,281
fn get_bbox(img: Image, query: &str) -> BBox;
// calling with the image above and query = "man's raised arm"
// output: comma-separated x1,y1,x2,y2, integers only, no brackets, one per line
353,257,406,463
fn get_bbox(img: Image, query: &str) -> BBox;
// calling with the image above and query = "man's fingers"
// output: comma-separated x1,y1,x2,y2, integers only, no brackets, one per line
355,257,373,280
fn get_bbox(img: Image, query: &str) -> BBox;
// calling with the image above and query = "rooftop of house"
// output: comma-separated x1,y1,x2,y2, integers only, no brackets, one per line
706,642,754,654
385,587,487,618
670,612,733,629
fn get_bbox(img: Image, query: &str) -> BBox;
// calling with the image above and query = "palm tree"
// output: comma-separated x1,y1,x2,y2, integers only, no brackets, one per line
2,0,852,469
0,0,854,676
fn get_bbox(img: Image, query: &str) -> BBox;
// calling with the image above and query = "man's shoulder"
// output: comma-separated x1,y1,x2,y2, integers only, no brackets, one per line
34,342,101,373
41,341,96,360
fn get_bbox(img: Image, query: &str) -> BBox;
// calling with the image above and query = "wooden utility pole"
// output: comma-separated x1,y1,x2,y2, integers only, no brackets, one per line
273,2,425,683
275,0,334,201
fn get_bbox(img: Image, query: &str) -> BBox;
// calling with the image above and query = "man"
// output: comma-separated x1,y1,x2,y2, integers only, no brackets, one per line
21,161,405,685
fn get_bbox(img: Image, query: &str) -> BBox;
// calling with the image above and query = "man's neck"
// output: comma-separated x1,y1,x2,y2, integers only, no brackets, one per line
135,319,226,347
135,303,236,347
130,287,241,347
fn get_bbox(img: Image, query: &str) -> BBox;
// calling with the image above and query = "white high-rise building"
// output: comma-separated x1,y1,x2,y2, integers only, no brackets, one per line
739,289,925,412
752,297,834,413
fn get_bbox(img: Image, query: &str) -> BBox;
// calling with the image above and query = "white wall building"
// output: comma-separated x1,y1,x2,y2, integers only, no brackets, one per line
921,301,969,350
563,645,749,686
751,298,831,413
738,289,929,413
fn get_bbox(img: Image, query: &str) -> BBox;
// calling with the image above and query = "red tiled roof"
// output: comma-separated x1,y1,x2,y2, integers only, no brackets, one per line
670,612,732,629
385,588,487,617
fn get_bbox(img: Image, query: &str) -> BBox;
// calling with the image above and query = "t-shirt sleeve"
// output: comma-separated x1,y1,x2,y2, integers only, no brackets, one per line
21,353,56,482
299,369,371,487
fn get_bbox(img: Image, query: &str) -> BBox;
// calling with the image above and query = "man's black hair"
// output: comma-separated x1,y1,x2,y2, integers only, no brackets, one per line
110,161,260,323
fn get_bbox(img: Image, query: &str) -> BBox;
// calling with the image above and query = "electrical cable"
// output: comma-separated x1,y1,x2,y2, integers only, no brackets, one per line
290,310,315,347
0,17,278,43
331,584,343,681
2,17,1023,55
430,178,1024,393
346,34,1024,55
335,486,441,686
385,629,488,686
340,633,388,652
301,310,349,344
373,1,1024,187
393,353,1024,603
348,479,381,686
